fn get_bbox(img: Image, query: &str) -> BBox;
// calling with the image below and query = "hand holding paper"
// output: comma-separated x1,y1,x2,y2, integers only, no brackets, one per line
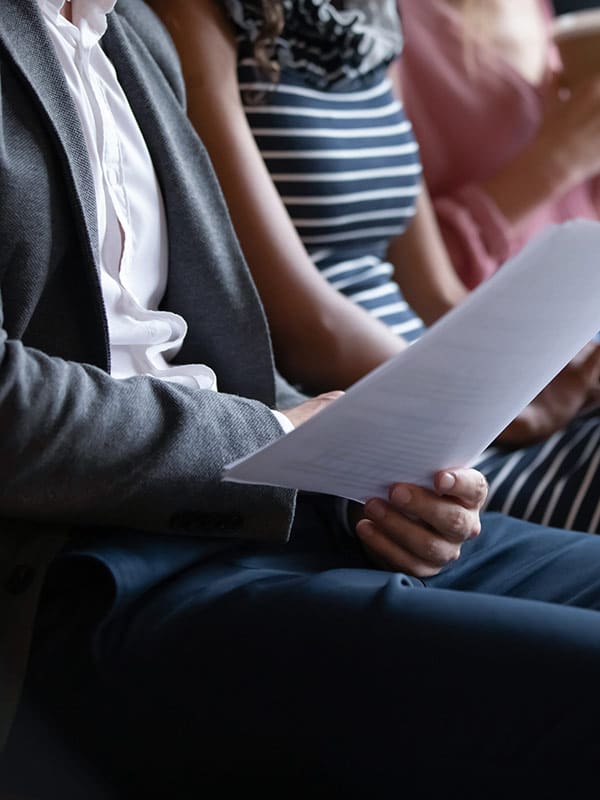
223,221,600,502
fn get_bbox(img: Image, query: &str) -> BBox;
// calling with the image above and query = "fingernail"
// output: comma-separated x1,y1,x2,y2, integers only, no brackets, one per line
391,485,412,505
365,499,386,522
356,519,375,537
438,472,455,492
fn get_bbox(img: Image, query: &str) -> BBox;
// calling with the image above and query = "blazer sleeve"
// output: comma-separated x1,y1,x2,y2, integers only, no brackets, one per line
0,295,296,542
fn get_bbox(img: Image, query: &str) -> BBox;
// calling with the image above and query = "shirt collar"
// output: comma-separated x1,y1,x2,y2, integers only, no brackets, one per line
38,0,117,44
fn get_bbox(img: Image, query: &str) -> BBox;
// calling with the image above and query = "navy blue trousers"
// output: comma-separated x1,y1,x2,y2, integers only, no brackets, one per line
6,501,600,798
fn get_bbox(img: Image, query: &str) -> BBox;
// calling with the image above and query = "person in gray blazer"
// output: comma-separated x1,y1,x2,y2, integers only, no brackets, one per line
3,1,600,798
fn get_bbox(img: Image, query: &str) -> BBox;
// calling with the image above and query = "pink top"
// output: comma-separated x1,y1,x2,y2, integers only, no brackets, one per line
397,0,600,289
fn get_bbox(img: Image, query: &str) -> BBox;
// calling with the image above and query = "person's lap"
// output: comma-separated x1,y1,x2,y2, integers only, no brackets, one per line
14,505,600,798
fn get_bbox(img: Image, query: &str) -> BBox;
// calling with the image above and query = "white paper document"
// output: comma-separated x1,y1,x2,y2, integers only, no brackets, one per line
223,221,600,502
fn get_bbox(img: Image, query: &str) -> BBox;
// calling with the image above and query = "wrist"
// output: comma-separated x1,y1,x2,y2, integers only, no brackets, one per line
272,409,295,434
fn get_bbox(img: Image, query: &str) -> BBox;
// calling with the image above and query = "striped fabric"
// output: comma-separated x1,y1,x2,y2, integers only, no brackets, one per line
226,0,600,533
239,66,425,341
227,0,426,342
475,410,600,532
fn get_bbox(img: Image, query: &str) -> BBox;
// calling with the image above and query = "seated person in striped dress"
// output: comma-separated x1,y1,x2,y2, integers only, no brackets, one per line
148,0,600,533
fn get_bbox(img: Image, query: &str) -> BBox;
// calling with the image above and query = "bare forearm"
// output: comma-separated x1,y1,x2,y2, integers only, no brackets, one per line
272,287,406,394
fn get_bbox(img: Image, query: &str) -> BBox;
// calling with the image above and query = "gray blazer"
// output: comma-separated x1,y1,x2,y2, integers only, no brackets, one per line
0,0,305,748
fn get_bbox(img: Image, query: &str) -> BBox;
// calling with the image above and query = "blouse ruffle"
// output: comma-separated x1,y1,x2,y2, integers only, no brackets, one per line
222,0,403,87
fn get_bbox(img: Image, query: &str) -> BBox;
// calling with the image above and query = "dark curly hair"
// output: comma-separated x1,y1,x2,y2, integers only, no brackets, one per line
252,0,285,82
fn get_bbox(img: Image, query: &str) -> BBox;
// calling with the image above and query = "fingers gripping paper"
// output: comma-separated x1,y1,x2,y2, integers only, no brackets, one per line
223,221,600,502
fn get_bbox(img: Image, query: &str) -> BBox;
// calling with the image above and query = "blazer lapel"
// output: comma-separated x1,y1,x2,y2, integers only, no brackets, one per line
0,0,100,266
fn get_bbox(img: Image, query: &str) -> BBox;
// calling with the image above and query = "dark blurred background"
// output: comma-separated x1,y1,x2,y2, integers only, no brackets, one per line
553,0,600,14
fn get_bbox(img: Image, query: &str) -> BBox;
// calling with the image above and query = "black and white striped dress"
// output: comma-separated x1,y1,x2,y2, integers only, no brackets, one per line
224,0,600,533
